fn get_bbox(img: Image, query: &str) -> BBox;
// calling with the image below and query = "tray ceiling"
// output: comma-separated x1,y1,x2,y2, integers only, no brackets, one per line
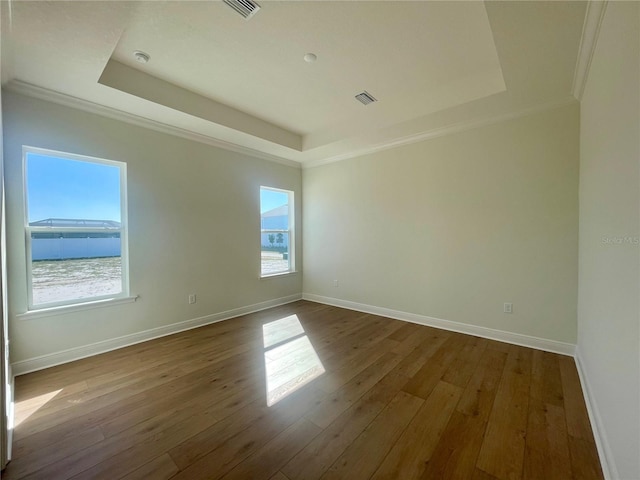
1,1,587,166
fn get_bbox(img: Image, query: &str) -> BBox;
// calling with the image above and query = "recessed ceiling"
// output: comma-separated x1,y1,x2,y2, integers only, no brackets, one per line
1,1,587,166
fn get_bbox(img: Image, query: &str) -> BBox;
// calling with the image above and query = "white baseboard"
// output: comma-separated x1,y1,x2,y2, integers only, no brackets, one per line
574,348,617,480
11,294,302,376
302,293,576,356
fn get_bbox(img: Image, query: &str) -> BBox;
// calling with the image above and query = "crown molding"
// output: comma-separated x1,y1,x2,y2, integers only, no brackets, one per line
302,96,578,169
4,81,579,172
571,1,608,101
3,80,302,169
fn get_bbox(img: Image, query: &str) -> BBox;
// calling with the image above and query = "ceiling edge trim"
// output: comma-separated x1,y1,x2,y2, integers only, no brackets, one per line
302,96,578,169
3,80,301,169
99,60,302,151
571,1,608,101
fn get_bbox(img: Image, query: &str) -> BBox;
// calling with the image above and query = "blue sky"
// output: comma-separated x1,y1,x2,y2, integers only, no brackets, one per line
26,153,288,221
260,188,288,214
26,153,121,223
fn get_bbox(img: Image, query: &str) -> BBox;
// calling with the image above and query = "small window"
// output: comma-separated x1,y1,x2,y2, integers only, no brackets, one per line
260,186,294,276
23,147,129,310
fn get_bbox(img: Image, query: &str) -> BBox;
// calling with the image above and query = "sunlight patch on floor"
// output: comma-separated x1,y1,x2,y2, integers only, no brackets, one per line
263,315,325,406
13,389,62,427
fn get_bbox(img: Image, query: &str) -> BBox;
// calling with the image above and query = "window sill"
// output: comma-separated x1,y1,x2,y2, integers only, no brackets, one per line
260,271,298,279
17,295,139,320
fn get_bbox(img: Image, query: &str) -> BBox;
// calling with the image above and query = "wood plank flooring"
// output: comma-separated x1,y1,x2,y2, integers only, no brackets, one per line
4,301,603,480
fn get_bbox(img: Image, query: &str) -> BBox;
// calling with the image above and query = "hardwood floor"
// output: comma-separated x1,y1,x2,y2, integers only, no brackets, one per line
4,301,603,480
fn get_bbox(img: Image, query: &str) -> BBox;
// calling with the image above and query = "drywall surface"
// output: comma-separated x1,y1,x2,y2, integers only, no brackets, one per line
578,2,640,478
303,103,579,344
3,91,302,363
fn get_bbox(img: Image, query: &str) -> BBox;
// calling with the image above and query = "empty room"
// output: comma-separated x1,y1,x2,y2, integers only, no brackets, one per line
0,1,638,479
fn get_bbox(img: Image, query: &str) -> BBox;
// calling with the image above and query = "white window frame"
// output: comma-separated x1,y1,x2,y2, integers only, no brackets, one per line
23,146,130,311
260,186,295,277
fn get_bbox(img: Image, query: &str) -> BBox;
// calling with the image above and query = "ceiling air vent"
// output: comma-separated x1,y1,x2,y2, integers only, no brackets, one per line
223,0,261,20
355,91,377,105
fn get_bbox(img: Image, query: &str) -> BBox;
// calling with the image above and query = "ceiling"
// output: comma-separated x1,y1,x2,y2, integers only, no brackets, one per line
1,1,588,167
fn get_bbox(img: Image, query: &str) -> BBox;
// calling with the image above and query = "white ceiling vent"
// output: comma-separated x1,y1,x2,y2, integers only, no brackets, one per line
355,91,377,105
223,0,261,20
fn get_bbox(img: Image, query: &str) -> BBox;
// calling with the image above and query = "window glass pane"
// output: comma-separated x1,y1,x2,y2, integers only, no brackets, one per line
26,153,121,223
31,230,121,260
31,252,122,306
260,187,291,276
25,151,125,307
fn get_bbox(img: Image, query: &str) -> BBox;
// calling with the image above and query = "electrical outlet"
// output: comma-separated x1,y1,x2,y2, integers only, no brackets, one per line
333,280,339,287
504,303,513,314
188,294,196,304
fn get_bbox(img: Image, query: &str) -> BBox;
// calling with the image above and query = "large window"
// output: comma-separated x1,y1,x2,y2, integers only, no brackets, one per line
23,147,129,310
260,186,294,276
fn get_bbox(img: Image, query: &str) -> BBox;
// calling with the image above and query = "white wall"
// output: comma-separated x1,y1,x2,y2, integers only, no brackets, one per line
3,91,302,364
303,103,579,344
577,2,640,479
0,7,12,465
